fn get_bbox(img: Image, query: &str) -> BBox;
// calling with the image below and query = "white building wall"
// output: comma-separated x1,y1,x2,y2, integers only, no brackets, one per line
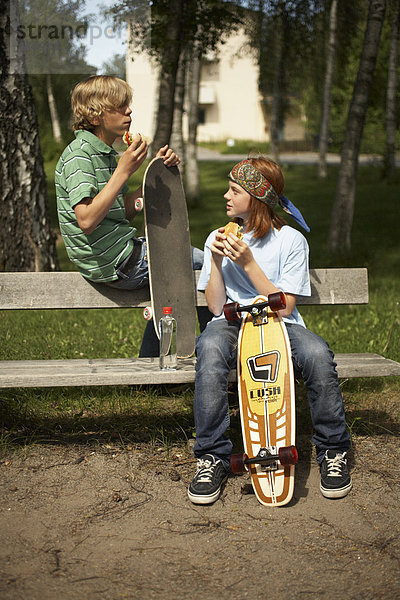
197,34,266,143
126,51,159,138
125,30,267,143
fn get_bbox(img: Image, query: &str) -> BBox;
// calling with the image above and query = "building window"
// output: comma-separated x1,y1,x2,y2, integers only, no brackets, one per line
198,107,206,125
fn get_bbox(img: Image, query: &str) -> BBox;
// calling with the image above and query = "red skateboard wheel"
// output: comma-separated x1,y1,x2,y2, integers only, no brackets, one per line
278,445,298,466
143,307,153,320
230,453,248,474
135,198,144,211
224,302,240,322
268,291,286,312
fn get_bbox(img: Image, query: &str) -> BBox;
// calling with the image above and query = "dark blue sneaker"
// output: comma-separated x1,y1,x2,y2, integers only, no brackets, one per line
188,454,229,505
320,450,352,498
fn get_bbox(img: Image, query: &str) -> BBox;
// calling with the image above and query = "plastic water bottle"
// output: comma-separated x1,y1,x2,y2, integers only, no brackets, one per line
159,307,177,370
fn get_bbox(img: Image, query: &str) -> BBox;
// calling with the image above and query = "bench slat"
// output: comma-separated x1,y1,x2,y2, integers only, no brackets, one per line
334,353,400,378
301,268,369,305
0,268,368,309
0,357,198,387
0,272,151,310
0,353,399,388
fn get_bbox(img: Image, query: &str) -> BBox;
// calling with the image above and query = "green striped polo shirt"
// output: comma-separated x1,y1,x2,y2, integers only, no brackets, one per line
55,130,136,282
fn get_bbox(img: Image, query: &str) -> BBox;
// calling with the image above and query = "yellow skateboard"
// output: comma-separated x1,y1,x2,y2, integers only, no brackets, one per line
224,293,297,506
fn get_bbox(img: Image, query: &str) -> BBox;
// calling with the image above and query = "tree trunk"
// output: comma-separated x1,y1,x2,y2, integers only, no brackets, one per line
383,0,399,181
46,73,62,144
170,49,186,175
0,0,58,272
151,0,184,153
270,8,284,164
327,0,386,254
318,0,338,179
185,45,202,203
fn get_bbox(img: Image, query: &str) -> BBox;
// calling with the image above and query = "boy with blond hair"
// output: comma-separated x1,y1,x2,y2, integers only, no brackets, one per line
56,75,204,355
56,75,183,286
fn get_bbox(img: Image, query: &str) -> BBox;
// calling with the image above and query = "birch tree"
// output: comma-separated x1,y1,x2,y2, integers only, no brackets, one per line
269,3,284,163
318,0,338,178
327,0,386,254
383,0,399,181
151,0,185,151
19,0,90,144
249,0,319,160
170,49,187,173
46,74,62,143
0,0,58,271
185,43,202,202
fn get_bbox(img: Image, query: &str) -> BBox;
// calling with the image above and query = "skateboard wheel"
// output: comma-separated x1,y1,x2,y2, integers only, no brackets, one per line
143,307,153,320
224,302,240,322
268,291,286,312
135,198,144,211
278,445,298,466
230,453,248,474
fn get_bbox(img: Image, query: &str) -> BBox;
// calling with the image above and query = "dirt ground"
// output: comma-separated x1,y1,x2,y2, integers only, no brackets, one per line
0,432,399,600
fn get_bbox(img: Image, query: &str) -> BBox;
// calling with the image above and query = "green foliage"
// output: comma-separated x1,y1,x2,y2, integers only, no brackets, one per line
109,0,244,62
292,0,395,153
38,130,68,162
21,1,96,159
19,0,92,75
29,73,94,158
28,0,397,164
101,53,126,79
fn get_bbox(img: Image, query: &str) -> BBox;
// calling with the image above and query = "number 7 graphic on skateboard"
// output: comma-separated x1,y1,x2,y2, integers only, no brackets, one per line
224,292,297,506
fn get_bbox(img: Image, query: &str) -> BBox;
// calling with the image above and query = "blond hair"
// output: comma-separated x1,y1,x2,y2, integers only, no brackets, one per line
71,75,132,131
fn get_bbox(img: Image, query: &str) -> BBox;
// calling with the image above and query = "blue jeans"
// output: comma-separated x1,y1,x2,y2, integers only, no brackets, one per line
193,318,350,469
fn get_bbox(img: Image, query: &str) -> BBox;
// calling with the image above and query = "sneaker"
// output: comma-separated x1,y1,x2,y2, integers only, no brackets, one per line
320,450,352,499
188,454,229,505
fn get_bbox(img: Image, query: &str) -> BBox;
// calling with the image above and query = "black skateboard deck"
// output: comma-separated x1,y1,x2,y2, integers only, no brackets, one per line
143,157,196,358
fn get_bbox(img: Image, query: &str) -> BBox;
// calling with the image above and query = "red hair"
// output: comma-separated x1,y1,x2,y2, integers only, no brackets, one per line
234,156,287,238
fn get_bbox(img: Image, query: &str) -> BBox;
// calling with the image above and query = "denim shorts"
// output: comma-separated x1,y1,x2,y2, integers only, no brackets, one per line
110,237,149,290
108,240,204,290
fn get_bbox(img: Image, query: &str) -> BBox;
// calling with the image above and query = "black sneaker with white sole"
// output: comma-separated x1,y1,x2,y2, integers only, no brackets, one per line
320,450,352,499
188,454,229,505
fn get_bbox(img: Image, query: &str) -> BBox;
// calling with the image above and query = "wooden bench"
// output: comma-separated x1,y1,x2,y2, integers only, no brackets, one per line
1,269,400,388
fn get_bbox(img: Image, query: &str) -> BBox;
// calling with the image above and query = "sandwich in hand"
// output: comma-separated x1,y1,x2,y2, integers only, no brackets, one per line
223,222,243,239
123,131,140,146
123,132,151,146
123,131,135,146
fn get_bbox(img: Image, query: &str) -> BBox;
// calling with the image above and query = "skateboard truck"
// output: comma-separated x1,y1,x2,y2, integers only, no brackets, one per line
224,292,286,325
231,445,298,474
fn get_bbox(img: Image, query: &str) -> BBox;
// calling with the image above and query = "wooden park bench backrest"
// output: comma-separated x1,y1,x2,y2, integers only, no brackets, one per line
0,268,368,310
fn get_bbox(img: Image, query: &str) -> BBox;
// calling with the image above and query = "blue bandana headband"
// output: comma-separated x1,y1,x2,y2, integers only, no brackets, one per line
229,159,310,233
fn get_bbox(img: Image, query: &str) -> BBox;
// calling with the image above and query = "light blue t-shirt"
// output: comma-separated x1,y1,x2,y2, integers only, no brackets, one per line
197,225,311,327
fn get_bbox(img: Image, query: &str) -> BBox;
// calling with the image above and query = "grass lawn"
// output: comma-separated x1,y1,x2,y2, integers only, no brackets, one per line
1,159,399,450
